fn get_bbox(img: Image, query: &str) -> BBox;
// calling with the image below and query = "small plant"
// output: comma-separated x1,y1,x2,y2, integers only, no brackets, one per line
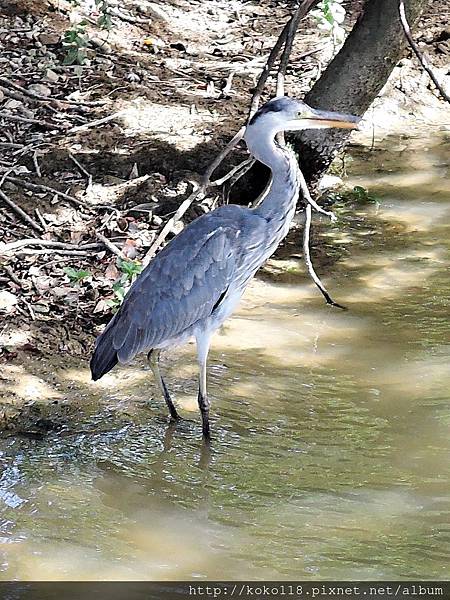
325,186,379,213
106,258,143,310
63,266,92,283
62,0,112,66
117,258,143,279
95,0,112,30
312,0,346,46
62,21,89,65
350,185,379,204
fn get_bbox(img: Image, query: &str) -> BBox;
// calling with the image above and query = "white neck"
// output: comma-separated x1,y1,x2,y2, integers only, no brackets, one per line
248,132,301,232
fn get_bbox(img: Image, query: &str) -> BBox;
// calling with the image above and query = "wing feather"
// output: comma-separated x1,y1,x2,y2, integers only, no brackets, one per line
101,211,242,365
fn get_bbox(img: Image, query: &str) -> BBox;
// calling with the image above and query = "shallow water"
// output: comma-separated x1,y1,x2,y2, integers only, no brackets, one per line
1,134,450,580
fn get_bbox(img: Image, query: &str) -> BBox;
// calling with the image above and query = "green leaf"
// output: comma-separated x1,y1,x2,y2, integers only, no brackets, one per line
98,13,112,30
63,47,80,65
63,267,91,282
112,282,126,302
351,186,378,203
64,30,78,43
117,258,142,278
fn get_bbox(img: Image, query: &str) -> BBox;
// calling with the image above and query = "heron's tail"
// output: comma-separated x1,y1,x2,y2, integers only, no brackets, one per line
90,318,119,381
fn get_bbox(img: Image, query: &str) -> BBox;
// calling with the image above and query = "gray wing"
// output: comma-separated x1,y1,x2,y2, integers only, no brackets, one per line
94,209,244,369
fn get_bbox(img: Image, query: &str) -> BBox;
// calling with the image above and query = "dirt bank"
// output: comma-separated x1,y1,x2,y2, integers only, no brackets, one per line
0,0,448,367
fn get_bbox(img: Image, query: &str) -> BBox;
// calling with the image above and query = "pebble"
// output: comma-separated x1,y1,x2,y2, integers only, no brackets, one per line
4,99,23,110
44,69,59,83
39,33,61,46
90,37,112,53
0,291,18,315
28,83,52,97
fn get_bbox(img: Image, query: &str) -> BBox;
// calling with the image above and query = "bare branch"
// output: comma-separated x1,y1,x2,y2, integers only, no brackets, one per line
398,0,450,104
250,0,320,119
211,157,256,187
141,0,321,265
143,182,201,266
303,204,346,309
0,76,106,106
95,232,125,258
69,110,126,133
222,158,257,204
0,111,66,130
3,175,91,210
201,126,246,185
0,189,43,233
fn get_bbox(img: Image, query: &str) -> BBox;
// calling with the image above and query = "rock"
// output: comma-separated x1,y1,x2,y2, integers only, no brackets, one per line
28,83,51,97
0,89,4,103
0,291,18,315
43,69,59,83
39,33,60,46
90,37,112,53
318,175,343,191
437,40,450,55
4,99,23,110
33,303,50,314
145,2,170,22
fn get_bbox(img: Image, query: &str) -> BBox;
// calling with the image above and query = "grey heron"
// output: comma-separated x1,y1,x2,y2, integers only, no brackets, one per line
90,97,359,438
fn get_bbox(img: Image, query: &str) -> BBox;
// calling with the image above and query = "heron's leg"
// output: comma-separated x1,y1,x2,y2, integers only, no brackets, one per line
148,349,180,421
196,334,211,439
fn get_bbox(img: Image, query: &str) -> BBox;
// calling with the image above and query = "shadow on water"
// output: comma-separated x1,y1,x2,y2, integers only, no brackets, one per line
1,133,450,580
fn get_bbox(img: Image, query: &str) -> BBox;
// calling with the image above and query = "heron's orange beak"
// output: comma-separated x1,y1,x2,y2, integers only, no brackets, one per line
300,108,361,130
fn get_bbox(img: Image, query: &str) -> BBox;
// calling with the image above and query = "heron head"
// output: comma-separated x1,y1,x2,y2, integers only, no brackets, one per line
246,96,361,135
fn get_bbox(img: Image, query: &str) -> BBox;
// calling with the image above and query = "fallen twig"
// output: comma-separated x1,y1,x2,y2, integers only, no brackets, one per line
69,153,93,187
0,84,33,105
0,111,66,130
12,249,93,257
32,151,42,177
0,142,25,149
398,0,450,104
4,176,91,209
34,208,48,231
21,297,36,321
0,76,106,107
69,110,125,133
95,232,124,258
3,264,23,288
1,238,102,253
0,189,44,233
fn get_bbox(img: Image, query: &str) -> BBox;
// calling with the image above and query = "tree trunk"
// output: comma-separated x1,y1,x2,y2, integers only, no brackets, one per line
292,0,428,184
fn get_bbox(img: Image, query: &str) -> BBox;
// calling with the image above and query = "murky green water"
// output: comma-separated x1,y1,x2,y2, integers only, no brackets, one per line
1,135,450,580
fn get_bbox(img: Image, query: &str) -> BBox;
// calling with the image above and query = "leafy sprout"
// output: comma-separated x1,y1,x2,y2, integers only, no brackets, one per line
62,21,89,65
63,266,92,283
106,258,143,310
350,186,379,204
62,0,112,66
312,0,346,46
